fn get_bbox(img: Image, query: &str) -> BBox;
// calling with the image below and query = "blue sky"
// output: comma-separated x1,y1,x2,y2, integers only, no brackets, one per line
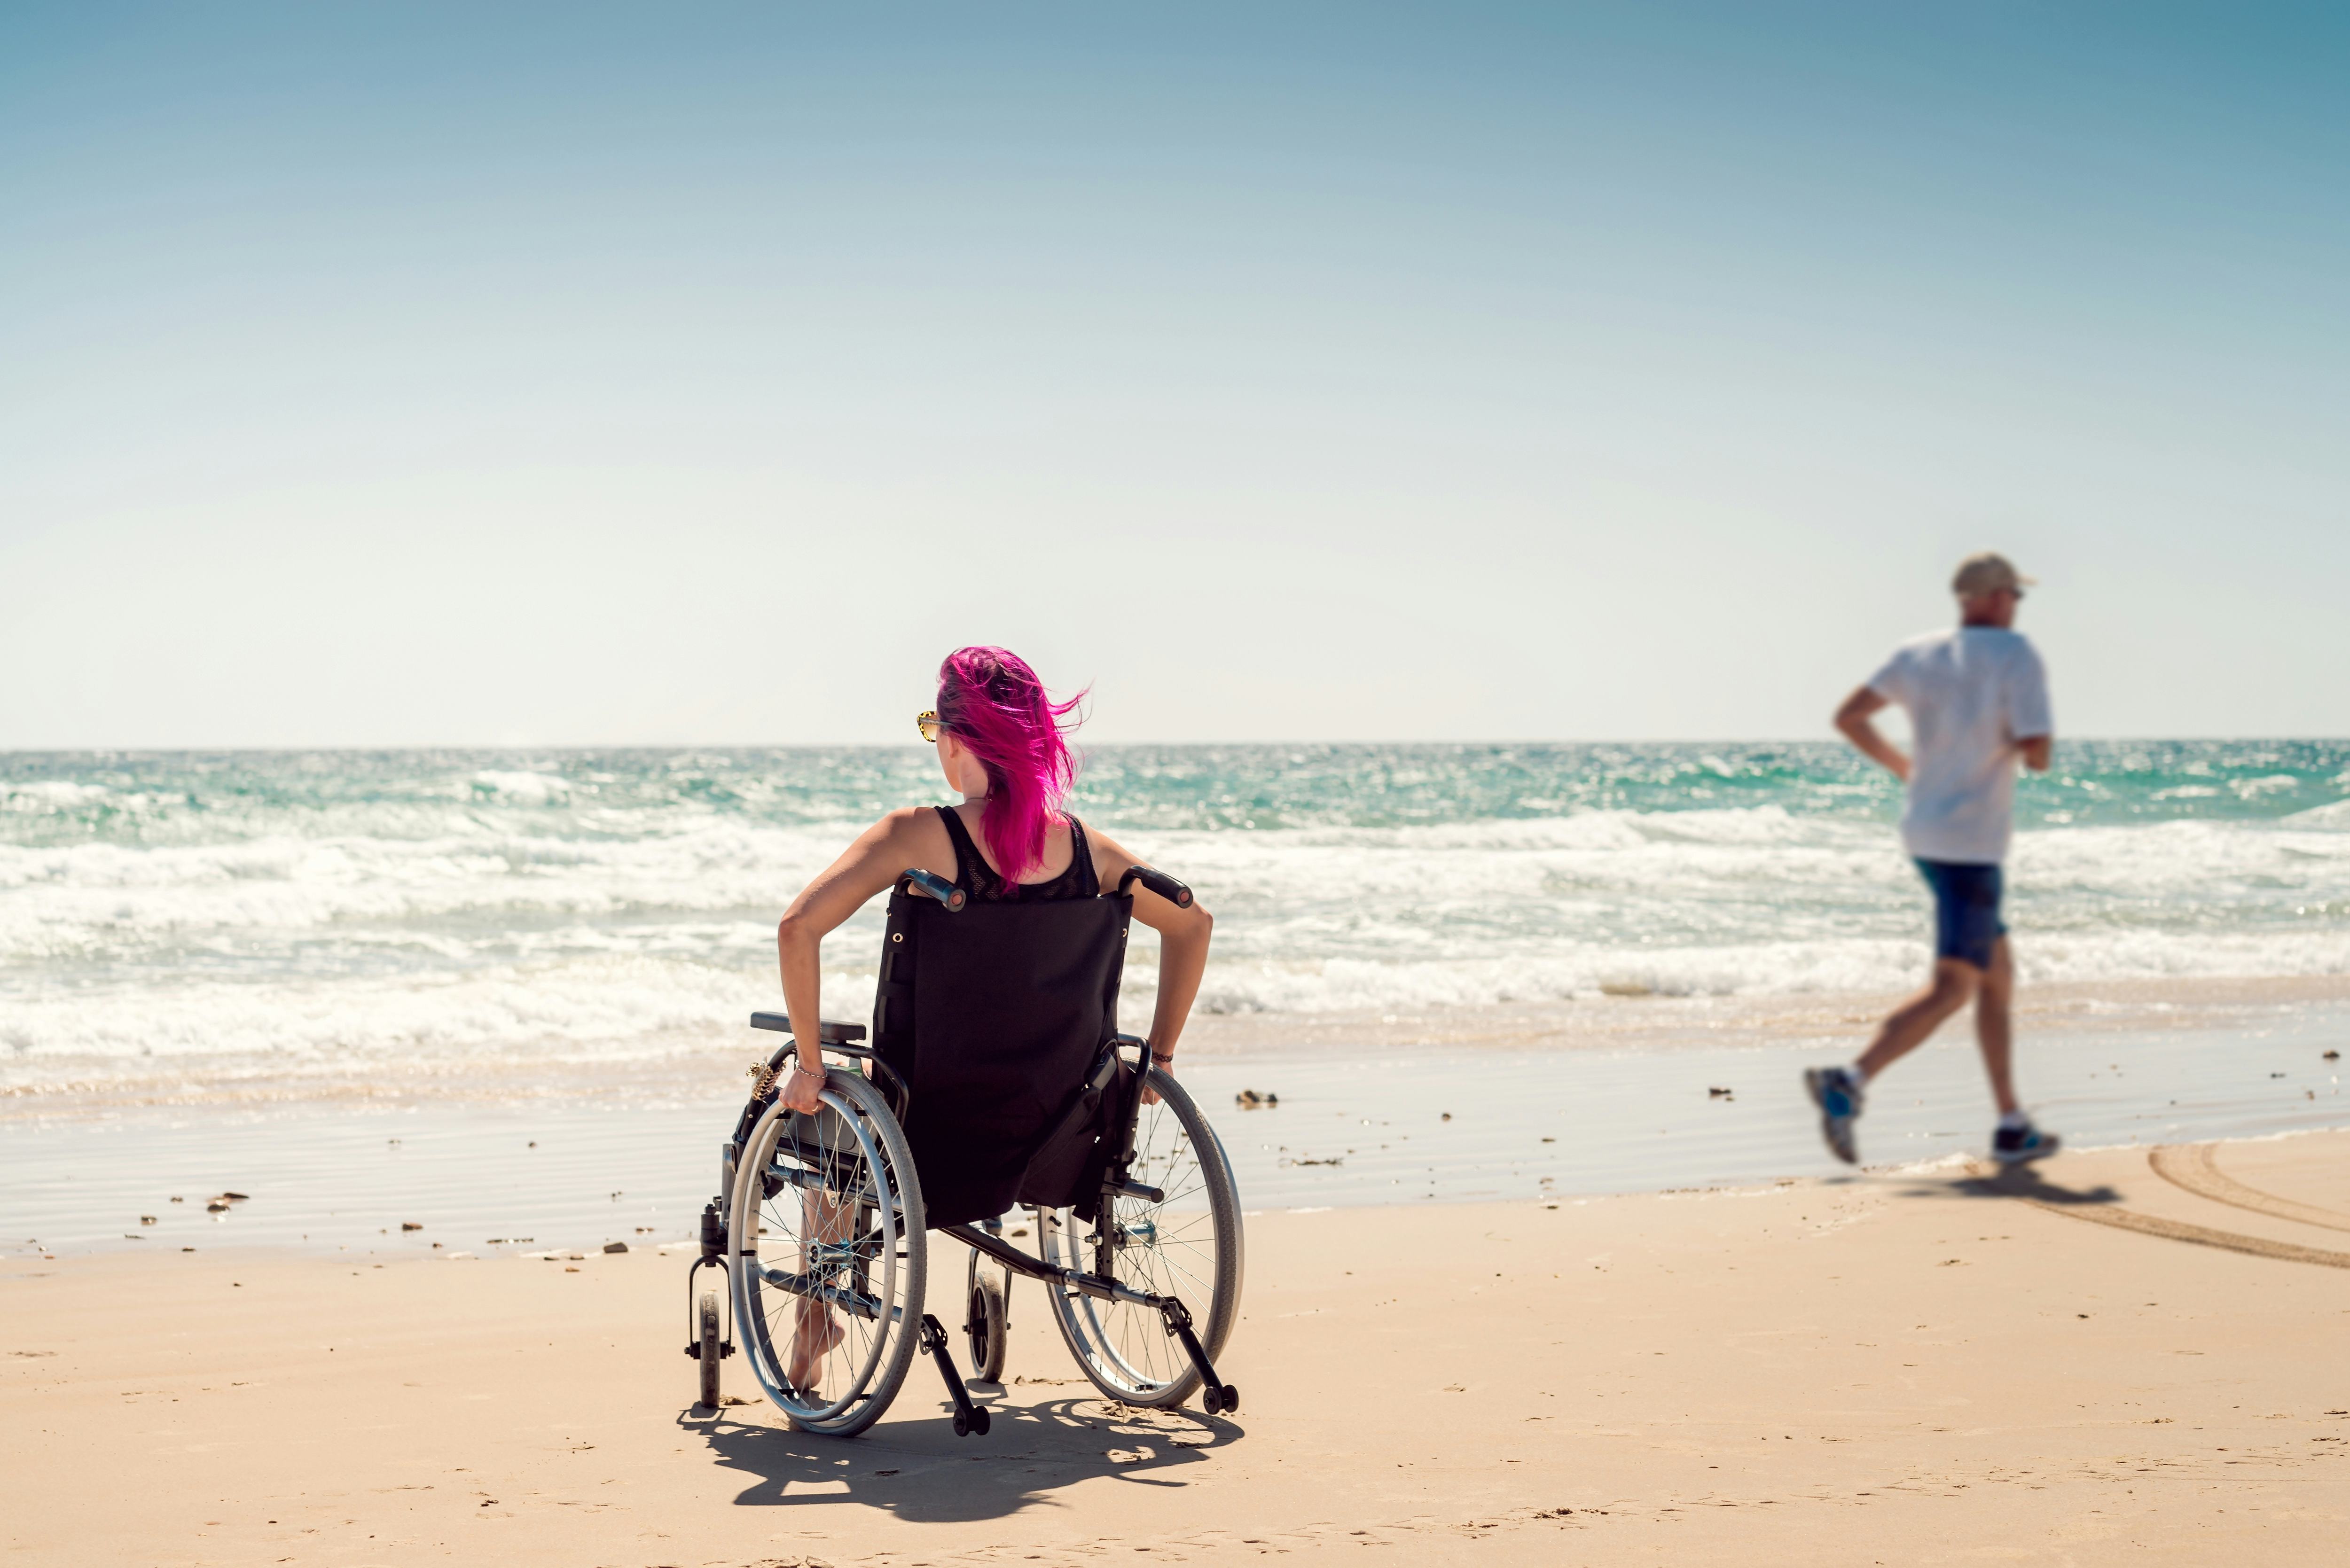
3,3,2344,745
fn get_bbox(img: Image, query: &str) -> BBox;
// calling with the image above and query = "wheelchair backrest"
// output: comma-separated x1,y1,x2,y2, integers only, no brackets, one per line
872,888,1133,1226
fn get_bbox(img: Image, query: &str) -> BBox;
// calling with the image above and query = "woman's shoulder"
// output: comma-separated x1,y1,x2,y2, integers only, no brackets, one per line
864,804,956,853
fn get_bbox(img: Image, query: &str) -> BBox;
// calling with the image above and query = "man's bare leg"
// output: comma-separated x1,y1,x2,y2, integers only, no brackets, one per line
1973,936,2021,1116
1855,958,1981,1083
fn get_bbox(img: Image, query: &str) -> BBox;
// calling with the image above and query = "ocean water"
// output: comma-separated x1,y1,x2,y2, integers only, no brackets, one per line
4,741,2347,1102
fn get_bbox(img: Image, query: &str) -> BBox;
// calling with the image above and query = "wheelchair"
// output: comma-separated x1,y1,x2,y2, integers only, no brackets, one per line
684,862,1244,1439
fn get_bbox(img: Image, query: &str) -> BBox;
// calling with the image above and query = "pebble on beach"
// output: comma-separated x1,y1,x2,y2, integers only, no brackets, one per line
603,1241,628,1254
400,1222,423,1232
1234,1089,1279,1108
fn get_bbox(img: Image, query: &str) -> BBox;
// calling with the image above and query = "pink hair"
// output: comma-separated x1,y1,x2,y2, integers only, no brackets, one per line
935,647,1085,885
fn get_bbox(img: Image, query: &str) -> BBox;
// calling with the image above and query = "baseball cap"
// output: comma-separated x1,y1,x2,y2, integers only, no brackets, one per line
1951,551,2036,596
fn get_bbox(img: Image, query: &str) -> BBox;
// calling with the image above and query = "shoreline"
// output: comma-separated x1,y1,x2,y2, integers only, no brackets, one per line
10,972,2346,1118
9,999,2344,1261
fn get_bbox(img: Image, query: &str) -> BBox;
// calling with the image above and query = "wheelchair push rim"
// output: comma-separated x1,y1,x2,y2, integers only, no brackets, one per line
729,1069,927,1438
1039,1065,1243,1407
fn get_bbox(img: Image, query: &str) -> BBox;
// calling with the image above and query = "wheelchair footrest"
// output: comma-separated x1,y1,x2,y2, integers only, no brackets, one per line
918,1313,991,1438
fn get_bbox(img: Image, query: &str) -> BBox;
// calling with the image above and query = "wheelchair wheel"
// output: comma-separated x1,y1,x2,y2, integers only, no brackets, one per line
1038,1065,1244,1409
697,1291,722,1409
964,1263,1008,1383
729,1068,926,1438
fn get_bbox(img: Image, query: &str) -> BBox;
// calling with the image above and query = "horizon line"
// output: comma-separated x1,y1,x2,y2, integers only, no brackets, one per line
4,734,2346,757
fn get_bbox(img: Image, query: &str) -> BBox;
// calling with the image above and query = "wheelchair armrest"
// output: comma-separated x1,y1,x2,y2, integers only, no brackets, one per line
1116,865,1193,909
900,868,967,911
749,1012,868,1045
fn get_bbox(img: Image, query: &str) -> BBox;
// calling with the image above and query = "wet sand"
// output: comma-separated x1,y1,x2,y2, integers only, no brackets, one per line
10,980,2346,1257
8,1131,2350,1566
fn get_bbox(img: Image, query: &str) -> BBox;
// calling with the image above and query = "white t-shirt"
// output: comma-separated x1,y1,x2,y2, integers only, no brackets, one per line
1866,627,2052,865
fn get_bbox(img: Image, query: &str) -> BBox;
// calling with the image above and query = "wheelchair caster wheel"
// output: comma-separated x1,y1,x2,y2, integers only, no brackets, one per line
952,1406,992,1438
964,1270,1007,1383
1202,1383,1238,1417
696,1291,722,1410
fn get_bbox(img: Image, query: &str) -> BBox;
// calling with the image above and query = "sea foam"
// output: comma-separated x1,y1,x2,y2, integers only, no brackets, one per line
3,744,2344,1089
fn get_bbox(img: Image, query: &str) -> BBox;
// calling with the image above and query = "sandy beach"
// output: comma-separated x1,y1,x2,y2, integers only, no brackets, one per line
10,1130,2349,1567
12,0,2350,1558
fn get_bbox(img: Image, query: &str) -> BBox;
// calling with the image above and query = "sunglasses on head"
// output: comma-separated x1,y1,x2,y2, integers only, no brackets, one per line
917,710,942,743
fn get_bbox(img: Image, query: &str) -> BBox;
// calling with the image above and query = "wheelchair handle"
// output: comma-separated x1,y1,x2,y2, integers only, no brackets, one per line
901,867,967,912
749,1012,867,1045
1116,865,1193,909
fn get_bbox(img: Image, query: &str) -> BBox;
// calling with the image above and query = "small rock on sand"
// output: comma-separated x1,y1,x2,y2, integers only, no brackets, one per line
603,1241,628,1254
400,1222,423,1232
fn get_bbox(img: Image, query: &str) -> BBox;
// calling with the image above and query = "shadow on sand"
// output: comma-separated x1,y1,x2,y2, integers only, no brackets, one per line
1906,1161,2122,1207
680,1382,1240,1522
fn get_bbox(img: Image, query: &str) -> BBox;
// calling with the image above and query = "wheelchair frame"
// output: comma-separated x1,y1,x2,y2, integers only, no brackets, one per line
684,864,1240,1436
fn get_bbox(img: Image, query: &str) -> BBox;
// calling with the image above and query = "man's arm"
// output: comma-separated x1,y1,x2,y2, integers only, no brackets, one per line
2008,644,2054,773
1834,685,1910,782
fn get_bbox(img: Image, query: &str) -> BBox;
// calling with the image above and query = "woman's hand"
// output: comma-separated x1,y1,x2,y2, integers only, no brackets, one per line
1142,1053,1171,1106
780,1057,826,1114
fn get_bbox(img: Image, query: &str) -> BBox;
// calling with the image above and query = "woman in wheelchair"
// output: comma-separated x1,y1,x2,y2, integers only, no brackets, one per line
768,646,1215,1401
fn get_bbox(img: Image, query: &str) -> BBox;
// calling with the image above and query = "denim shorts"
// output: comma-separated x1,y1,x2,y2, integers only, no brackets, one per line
1914,858,2005,970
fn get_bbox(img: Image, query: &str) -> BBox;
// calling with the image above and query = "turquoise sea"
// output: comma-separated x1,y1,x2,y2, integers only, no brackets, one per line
6,742,2347,1254
4,741,2348,1094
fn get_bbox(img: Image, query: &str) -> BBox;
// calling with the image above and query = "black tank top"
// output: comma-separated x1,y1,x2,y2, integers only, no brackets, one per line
935,806,1098,903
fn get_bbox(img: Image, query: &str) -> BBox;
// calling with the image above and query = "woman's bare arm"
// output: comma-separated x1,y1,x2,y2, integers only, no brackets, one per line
1089,826,1213,1096
774,808,944,1110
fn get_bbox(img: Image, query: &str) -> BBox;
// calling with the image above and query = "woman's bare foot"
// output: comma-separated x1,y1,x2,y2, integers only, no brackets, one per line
786,1304,843,1392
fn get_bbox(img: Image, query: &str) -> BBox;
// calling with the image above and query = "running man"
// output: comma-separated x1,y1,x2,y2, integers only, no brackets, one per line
1806,552,2060,1167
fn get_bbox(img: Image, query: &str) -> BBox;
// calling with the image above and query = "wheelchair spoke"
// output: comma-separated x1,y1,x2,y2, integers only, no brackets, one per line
1042,1069,1240,1405
732,1073,924,1437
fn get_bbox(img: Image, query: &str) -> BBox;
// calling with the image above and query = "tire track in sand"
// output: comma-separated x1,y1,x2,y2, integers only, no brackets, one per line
2020,1198,2350,1270
1980,1149,2350,1271
2147,1142,2350,1236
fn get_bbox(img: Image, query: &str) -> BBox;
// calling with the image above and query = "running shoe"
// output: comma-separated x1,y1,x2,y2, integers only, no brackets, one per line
1803,1066,1864,1165
1991,1121,2061,1165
